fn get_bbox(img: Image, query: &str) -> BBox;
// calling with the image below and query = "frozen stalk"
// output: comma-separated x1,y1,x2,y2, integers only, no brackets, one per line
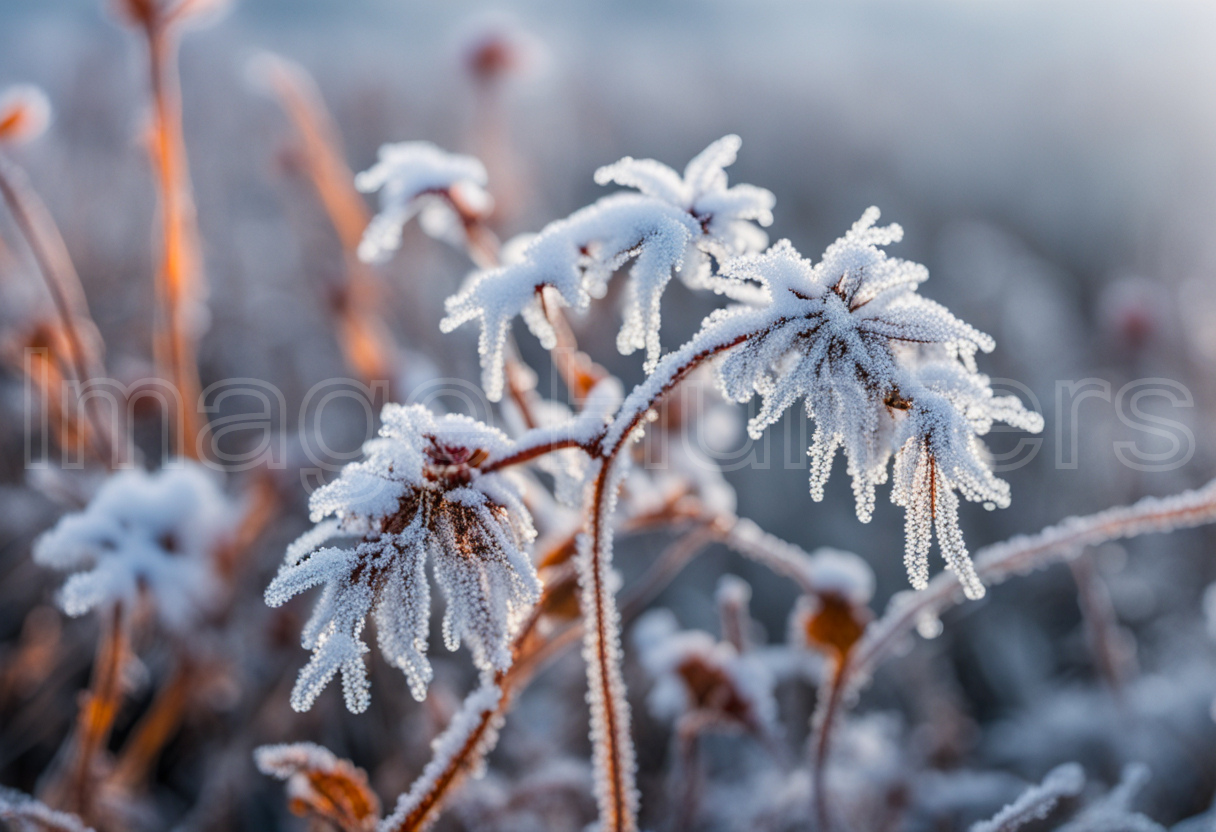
970,763,1085,832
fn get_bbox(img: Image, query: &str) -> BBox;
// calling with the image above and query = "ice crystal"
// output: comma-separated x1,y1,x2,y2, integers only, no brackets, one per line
705,209,1042,598
265,404,540,713
355,141,492,263
969,763,1085,832
441,136,773,400
33,462,236,631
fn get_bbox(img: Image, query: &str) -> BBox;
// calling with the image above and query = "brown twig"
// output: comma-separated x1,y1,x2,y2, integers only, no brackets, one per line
129,2,208,459
0,152,120,464
43,604,128,819
257,53,402,390
107,657,194,790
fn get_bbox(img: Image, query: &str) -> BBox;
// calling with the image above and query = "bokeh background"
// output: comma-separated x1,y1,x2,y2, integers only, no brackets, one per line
3,1,1216,830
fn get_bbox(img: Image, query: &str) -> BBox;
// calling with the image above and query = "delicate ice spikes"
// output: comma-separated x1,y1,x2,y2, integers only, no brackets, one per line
266,404,540,712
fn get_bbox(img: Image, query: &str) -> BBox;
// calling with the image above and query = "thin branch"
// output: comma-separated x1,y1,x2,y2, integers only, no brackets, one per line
0,152,120,464
137,10,207,459
849,478,1216,698
42,604,128,819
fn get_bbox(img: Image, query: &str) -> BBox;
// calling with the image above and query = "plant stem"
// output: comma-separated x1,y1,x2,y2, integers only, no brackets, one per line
143,15,205,459
0,152,120,465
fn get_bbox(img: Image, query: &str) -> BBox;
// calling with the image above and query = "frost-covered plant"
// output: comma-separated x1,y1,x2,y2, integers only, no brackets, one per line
264,136,1104,832
633,607,776,734
712,219,1044,598
254,742,381,832
970,763,1085,832
33,462,236,631
440,135,774,400
265,403,540,712
355,141,493,264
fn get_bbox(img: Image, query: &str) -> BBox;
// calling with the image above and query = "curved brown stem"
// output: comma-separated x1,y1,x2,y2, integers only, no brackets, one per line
0,152,120,464
811,658,848,832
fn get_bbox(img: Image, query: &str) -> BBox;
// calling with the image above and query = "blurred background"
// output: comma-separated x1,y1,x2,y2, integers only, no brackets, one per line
3,1,1216,830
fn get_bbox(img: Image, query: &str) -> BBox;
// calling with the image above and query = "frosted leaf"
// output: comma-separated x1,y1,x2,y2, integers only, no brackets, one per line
355,141,491,263
442,137,773,400
255,742,382,832
632,608,777,733
266,404,539,712
702,210,1040,597
0,787,94,832
969,762,1085,832
33,461,237,632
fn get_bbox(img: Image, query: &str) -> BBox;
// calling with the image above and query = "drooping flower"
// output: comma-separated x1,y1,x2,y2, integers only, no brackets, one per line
266,404,540,713
355,141,493,263
702,208,1042,597
441,136,774,400
33,461,236,631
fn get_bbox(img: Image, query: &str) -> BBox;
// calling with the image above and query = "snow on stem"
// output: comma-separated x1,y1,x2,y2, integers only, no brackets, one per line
848,477,1216,695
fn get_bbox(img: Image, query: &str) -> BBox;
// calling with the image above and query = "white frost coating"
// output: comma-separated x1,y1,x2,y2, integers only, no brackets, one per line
851,478,1216,687
1055,764,1164,832
33,461,236,632
969,763,1085,832
441,136,773,400
655,209,1043,598
0,787,94,832
632,608,776,731
355,141,491,263
266,404,539,713
378,678,503,832
722,518,874,604
254,741,346,779
577,453,640,831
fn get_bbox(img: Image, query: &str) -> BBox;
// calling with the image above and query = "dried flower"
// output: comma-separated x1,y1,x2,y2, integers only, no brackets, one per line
709,210,1043,597
266,404,540,713
355,142,492,264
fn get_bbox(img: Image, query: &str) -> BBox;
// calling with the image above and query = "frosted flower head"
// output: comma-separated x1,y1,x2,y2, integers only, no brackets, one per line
594,134,775,276
356,141,492,263
33,462,236,632
710,209,1041,598
633,609,775,733
442,136,774,400
266,404,540,713
0,85,51,145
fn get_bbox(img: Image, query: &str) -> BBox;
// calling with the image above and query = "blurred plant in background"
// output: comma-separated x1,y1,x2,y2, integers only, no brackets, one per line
3,2,1216,832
